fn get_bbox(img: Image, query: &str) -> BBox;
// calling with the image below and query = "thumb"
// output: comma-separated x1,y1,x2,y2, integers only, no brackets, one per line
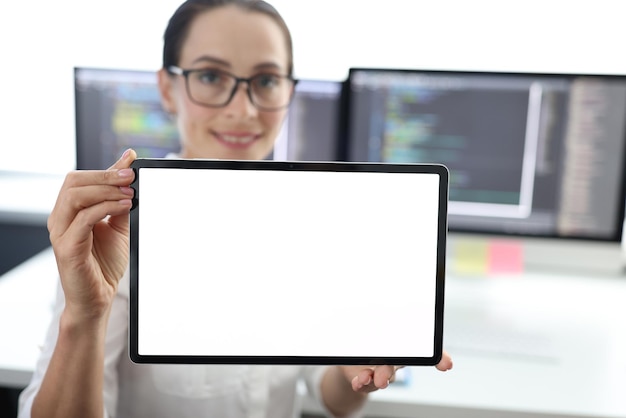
108,148,137,171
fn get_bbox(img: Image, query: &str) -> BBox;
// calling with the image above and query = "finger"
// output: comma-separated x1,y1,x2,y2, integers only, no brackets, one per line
107,189,134,236
372,365,395,388
48,149,137,229
54,199,133,286
108,148,137,170
49,176,135,240
350,368,374,391
60,198,133,242
48,149,136,237
436,350,453,371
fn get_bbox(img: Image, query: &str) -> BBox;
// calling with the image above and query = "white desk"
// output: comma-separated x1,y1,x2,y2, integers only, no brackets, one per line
2,248,626,418
304,271,626,418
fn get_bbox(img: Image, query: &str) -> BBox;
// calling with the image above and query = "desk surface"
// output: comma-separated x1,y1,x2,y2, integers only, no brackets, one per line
2,247,626,418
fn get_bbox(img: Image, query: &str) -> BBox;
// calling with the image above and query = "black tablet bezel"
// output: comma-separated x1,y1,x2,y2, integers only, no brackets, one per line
129,158,449,365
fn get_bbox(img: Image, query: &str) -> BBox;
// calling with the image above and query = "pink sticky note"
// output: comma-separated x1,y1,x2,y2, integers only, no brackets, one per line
488,240,524,274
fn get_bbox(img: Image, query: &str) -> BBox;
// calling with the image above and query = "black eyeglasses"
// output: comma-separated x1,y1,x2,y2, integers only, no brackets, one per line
167,66,298,111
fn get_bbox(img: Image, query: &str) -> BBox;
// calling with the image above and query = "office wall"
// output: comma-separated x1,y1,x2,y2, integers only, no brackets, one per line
1,0,625,175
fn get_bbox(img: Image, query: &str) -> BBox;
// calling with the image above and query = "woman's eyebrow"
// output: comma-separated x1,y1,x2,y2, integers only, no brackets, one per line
253,62,283,72
190,55,231,68
189,56,285,73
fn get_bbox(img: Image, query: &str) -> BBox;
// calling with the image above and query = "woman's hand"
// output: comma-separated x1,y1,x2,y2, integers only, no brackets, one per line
342,350,454,392
321,352,453,416
48,149,137,322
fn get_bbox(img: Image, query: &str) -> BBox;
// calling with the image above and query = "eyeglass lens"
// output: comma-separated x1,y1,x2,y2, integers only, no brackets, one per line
187,69,293,109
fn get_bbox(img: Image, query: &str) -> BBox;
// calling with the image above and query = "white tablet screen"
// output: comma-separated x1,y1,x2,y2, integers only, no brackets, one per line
130,159,448,365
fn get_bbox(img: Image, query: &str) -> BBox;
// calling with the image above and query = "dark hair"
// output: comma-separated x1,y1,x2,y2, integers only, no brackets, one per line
163,0,294,76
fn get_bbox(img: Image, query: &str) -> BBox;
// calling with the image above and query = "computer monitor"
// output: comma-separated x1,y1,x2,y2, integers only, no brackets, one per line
74,67,180,170
74,68,343,170
343,68,626,273
273,79,342,162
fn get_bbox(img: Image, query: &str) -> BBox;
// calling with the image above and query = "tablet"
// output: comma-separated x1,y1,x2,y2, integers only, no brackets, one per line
129,158,449,365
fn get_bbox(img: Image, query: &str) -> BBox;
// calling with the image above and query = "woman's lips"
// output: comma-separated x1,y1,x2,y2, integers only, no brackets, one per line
213,131,260,148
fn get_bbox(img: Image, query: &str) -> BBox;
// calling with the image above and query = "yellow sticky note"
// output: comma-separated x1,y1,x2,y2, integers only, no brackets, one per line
450,239,489,276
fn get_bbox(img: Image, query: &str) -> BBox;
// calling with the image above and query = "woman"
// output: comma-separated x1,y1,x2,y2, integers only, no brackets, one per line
19,1,452,417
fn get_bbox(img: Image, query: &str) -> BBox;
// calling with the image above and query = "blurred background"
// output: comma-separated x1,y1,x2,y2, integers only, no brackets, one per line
1,0,626,174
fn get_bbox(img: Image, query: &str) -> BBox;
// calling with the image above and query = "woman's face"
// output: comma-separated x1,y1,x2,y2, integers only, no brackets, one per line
159,5,291,160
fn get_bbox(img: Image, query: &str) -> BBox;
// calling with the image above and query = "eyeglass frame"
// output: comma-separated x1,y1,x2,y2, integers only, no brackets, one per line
166,65,298,111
